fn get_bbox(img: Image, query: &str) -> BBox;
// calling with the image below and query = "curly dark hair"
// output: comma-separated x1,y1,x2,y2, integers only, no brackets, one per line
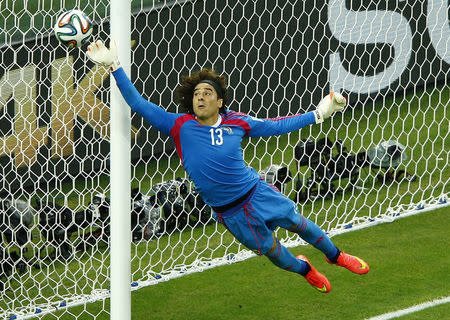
176,69,228,114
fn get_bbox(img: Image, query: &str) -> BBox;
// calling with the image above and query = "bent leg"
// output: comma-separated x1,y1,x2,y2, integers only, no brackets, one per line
264,234,310,275
287,216,369,274
288,216,340,262
264,234,331,293
218,205,310,276
255,185,340,262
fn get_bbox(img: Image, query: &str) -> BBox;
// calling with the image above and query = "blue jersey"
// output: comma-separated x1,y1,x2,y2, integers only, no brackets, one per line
113,68,317,206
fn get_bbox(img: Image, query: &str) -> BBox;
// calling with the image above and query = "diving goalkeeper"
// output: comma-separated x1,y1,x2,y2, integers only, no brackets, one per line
87,40,369,293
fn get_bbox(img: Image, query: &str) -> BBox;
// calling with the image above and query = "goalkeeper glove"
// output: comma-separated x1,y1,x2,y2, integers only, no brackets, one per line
313,92,347,124
86,40,120,71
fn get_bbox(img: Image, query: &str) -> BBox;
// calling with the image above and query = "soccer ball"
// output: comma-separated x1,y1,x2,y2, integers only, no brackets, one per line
54,10,93,48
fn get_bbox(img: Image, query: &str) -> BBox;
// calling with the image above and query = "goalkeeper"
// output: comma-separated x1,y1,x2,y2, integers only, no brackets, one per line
87,40,369,293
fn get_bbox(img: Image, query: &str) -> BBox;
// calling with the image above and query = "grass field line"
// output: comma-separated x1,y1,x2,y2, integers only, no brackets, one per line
365,296,450,320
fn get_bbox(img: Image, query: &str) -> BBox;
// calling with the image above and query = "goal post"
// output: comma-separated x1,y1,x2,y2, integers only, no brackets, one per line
0,1,448,319
110,0,131,320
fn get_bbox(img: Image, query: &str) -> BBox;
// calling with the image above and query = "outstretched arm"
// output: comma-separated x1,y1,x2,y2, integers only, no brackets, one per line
86,40,177,135
246,92,347,137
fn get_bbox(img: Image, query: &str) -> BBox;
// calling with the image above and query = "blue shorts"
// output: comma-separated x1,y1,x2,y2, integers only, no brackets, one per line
214,179,302,256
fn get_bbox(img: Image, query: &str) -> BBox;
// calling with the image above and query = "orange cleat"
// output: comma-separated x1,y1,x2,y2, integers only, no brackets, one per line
326,252,370,274
297,255,331,293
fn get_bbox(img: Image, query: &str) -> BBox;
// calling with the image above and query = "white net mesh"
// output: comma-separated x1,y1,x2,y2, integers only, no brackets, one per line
0,0,448,318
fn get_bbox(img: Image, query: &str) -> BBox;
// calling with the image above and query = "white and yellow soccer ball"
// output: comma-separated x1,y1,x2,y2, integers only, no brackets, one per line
54,9,93,48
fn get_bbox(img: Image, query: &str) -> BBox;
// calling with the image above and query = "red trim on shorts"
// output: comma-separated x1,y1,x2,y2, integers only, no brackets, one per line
299,216,307,232
243,202,266,255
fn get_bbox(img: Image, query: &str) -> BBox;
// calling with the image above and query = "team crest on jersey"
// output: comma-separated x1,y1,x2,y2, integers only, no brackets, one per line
222,127,234,134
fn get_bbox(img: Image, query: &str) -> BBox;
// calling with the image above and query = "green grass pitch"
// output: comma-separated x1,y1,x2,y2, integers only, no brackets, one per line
41,205,450,320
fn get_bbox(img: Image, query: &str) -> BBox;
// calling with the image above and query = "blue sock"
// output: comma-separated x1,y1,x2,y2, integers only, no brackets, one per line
265,238,310,276
290,216,339,260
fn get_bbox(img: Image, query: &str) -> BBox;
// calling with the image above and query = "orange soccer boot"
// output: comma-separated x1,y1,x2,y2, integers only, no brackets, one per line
297,255,331,293
326,252,370,274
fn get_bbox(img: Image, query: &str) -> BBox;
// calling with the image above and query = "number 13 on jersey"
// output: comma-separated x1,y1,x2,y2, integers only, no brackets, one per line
209,128,223,145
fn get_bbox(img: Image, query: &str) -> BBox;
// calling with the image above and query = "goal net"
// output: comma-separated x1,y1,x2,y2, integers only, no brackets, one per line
0,0,448,318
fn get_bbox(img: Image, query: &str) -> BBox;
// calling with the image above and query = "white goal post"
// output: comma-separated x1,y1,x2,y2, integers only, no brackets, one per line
0,0,448,319
109,1,132,320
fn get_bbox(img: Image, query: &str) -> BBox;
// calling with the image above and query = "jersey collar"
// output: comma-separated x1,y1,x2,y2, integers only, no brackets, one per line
211,115,222,127
194,114,222,127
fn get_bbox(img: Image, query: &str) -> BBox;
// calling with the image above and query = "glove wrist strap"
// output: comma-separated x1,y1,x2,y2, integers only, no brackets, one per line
110,60,121,72
313,110,324,124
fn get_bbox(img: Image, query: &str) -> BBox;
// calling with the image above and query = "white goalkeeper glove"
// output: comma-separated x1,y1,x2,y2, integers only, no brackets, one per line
86,40,120,71
313,92,347,124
